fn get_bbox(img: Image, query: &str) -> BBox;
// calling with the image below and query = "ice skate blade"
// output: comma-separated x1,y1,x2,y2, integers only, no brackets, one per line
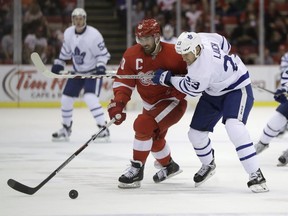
118,181,141,189
154,169,183,183
249,183,269,193
194,169,216,187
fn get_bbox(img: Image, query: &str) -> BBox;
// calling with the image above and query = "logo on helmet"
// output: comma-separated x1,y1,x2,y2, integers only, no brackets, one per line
175,32,202,56
135,19,160,38
183,46,191,52
187,34,193,39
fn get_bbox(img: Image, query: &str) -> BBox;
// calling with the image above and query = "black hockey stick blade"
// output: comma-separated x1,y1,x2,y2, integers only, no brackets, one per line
7,179,36,195
7,115,119,195
7,172,56,195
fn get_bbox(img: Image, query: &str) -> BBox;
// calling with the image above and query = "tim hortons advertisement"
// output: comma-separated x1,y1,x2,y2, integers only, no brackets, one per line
0,65,280,107
0,65,116,107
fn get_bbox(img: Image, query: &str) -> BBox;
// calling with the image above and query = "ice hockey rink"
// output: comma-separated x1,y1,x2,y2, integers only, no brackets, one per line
1,106,288,216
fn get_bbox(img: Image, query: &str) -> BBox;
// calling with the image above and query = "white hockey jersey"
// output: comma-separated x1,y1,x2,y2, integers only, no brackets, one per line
171,33,251,97
160,36,177,44
59,25,111,73
280,52,288,86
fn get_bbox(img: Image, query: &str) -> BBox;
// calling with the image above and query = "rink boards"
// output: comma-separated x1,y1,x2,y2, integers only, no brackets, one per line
0,65,280,108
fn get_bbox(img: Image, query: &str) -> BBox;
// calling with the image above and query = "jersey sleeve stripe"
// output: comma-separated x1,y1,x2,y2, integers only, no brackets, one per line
178,79,201,97
221,71,249,92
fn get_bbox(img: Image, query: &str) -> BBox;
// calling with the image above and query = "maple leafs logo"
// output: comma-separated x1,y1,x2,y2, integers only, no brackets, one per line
73,47,86,65
187,34,193,39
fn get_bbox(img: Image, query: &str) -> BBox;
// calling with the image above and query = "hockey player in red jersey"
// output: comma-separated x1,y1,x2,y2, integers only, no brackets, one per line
107,18,187,188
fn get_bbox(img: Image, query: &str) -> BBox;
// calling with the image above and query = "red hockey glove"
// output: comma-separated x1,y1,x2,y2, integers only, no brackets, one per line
107,100,126,125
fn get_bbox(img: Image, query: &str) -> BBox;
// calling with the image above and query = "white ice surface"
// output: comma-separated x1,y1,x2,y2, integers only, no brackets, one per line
0,107,287,216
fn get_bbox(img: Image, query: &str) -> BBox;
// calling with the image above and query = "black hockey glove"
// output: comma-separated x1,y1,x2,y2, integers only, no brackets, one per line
152,69,173,87
94,65,106,75
274,85,288,104
51,59,65,74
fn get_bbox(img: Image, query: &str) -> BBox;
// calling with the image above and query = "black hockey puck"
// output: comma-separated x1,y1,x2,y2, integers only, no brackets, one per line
69,189,78,199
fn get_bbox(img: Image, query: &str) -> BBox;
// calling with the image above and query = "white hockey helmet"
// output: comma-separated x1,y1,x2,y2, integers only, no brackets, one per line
175,32,202,57
162,24,174,40
71,8,87,27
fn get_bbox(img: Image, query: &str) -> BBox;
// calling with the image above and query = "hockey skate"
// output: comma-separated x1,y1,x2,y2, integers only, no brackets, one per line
247,168,269,193
153,158,182,183
255,141,269,154
52,122,72,141
93,124,110,143
118,160,144,189
194,150,216,187
277,149,288,166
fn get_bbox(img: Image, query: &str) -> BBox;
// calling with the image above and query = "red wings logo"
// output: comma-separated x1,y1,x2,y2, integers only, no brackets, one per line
138,71,154,86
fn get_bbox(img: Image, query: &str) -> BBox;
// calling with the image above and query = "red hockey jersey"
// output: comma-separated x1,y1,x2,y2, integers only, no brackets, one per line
113,42,187,108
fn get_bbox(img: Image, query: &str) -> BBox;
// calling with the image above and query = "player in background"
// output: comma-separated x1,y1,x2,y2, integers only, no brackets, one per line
152,31,269,193
51,8,111,142
160,24,177,44
255,51,288,166
107,19,187,189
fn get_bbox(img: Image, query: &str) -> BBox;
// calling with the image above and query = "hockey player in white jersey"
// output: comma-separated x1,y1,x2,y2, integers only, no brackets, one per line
51,8,111,142
255,51,288,166
160,24,177,44
152,31,269,193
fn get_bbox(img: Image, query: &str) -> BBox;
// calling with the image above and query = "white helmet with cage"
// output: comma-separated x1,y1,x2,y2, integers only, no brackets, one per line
175,32,202,57
71,8,87,27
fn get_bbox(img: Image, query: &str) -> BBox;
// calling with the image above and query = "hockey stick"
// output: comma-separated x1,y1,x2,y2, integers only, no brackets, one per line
252,83,275,94
31,52,153,79
7,114,120,195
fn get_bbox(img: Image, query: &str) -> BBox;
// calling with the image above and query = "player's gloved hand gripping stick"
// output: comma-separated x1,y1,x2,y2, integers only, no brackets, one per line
252,83,288,103
274,85,288,104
